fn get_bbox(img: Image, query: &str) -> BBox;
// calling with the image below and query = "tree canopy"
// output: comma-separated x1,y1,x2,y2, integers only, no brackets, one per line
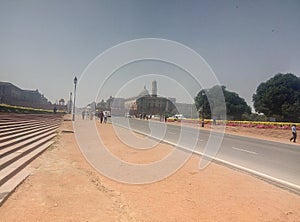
253,73,300,122
194,85,251,120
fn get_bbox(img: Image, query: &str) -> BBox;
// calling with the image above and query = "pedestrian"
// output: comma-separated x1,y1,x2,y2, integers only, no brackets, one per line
212,117,217,125
290,124,297,143
103,111,107,124
82,110,85,120
99,111,104,123
53,106,57,114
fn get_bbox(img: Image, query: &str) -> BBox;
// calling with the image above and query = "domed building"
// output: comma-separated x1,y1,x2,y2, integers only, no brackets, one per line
124,80,177,117
138,86,150,97
124,86,150,113
101,80,198,118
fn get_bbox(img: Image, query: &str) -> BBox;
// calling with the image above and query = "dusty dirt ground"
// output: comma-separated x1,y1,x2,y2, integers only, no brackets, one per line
0,117,300,222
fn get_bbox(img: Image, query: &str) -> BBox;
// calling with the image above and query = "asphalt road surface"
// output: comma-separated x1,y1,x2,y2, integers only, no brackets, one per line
111,117,300,192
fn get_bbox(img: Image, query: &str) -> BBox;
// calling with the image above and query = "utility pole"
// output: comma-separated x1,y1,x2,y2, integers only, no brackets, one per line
72,76,77,121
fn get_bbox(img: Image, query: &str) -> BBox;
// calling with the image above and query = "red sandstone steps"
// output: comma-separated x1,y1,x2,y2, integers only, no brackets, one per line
0,114,62,121
0,120,38,126
0,129,57,158
0,141,54,187
0,113,63,206
0,125,59,149
0,169,30,206
0,121,58,137
0,118,61,130
0,133,56,170
0,123,59,143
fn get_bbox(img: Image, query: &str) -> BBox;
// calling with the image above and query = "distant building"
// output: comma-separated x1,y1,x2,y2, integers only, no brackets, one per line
110,97,125,116
101,80,198,118
124,86,149,115
136,95,177,116
125,80,177,116
0,81,64,110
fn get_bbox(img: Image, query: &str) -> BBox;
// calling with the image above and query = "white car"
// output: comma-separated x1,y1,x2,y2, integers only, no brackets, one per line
173,114,185,120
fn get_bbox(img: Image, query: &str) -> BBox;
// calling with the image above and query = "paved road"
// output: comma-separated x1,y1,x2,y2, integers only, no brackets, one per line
111,117,300,191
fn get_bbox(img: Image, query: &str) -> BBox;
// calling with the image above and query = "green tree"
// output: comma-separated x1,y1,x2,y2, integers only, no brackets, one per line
195,85,251,120
194,89,211,119
253,73,300,122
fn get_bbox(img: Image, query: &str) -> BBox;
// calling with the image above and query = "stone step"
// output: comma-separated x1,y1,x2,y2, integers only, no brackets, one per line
0,129,57,158
0,116,62,121
0,118,61,128
0,115,62,121
0,113,62,207
0,120,40,127
0,125,58,149
0,121,57,137
0,122,60,143
0,113,63,118
0,120,60,132
0,140,54,186
0,168,30,207
0,133,56,170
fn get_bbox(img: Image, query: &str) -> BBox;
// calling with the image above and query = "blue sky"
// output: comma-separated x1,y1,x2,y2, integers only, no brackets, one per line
0,0,299,108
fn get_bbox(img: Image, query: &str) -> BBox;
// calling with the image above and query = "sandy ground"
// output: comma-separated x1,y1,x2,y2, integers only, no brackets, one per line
0,117,300,221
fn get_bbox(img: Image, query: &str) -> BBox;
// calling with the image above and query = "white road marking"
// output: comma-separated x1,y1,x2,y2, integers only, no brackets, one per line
232,147,257,155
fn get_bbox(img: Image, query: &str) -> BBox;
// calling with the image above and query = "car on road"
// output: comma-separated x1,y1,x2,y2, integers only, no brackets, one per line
171,114,185,121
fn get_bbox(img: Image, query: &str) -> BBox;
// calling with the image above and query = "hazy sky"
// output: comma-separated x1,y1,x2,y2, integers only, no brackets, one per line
0,0,299,108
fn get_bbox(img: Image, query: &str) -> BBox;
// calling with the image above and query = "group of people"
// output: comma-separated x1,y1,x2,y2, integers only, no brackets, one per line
81,110,108,123
81,110,93,120
97,111,108,124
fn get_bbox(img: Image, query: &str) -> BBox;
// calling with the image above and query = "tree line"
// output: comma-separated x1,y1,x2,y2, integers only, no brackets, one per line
194,73,300,122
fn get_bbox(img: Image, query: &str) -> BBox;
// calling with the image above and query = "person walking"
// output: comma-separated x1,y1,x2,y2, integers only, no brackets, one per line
103,111,107,124
53,106,57,114
99,111,104,124
290,124,297,143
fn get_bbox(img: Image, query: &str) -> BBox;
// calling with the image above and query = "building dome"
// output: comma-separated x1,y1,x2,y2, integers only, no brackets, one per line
138,86,150,97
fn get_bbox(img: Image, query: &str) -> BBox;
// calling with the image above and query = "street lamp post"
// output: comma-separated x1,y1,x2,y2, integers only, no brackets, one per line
201,91,205,127
69,92,72,114
72,76,78,121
